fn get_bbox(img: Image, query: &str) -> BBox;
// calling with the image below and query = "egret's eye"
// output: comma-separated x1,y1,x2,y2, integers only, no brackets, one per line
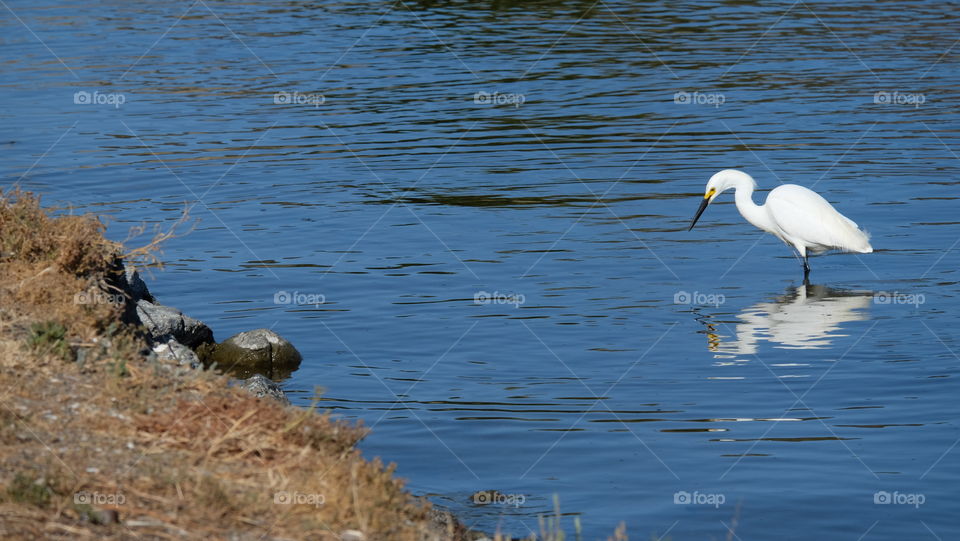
705,188,716,200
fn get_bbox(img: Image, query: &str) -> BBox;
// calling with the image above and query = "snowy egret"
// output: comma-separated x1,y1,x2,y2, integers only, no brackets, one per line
688,169,872,279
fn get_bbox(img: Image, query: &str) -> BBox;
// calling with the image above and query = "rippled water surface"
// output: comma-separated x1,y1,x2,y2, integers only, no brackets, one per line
3,1,959,538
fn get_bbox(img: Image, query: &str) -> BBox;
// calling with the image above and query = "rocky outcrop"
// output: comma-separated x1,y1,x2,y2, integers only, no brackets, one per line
112,265,293,403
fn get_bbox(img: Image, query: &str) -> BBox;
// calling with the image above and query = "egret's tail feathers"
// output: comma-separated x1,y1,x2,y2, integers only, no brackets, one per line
849,228,872,253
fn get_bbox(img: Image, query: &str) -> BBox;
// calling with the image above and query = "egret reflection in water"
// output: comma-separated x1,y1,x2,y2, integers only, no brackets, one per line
705,284,873,356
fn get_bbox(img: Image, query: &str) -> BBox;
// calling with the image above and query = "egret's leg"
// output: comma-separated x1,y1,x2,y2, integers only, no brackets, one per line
795,245,810,280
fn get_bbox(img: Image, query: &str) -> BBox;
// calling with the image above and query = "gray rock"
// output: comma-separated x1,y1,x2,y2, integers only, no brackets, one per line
109,264,153,325
122,266,153,303
241,374,290,405
204,328,301,379
135,300,214,348
152,337,200,369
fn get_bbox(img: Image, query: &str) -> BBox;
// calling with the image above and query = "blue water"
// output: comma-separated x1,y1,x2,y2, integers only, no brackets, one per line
3,1,959,538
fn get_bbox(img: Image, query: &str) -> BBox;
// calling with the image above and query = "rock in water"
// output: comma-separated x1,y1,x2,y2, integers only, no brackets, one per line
204,328,302,379
241,374,290,405
135,300,214,348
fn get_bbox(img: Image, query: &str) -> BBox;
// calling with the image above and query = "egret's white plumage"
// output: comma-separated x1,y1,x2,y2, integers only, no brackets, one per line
688,169,872,277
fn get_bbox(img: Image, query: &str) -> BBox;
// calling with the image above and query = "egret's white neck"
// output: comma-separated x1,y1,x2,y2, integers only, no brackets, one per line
730,179,777,234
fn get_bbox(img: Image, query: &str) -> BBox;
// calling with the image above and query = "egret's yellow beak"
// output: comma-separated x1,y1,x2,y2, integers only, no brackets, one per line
688,188,715,231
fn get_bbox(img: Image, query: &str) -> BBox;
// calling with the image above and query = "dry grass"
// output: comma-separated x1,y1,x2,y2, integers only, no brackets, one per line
122,205,193,270
0,352,435,539
0,189,447,540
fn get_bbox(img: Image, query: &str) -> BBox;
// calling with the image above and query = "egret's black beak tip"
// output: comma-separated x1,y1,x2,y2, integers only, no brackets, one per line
689,197,711,231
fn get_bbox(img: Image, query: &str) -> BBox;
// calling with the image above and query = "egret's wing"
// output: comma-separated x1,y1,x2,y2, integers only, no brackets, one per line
766,185,872,253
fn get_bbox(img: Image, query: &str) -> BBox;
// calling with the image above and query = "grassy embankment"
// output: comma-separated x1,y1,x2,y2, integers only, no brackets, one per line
0,189,468,540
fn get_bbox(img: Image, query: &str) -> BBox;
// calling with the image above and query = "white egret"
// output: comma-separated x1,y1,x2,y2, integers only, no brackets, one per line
688,169,872,279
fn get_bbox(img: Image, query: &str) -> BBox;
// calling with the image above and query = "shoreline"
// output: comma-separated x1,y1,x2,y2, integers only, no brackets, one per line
0,190,490,540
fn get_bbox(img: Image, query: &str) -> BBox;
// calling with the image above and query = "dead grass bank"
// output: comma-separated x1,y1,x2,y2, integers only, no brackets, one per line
0,190,455,540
